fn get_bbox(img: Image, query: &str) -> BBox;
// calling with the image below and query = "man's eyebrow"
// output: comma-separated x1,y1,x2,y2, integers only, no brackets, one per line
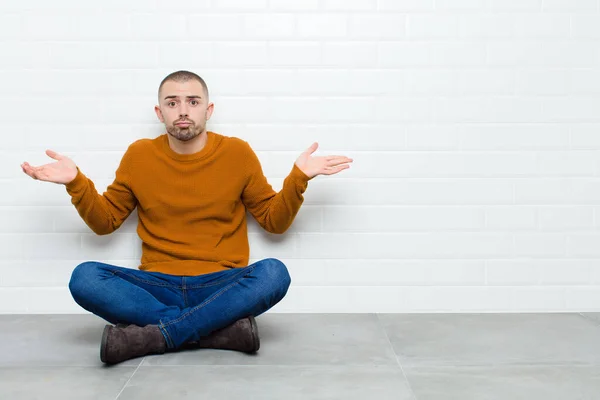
163,95,203,100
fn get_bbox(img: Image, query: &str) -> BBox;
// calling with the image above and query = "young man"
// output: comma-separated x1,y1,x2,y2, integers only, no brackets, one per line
20,71,353,364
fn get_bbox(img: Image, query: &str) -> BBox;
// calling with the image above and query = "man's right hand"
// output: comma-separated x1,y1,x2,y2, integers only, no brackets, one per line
21,150,78,185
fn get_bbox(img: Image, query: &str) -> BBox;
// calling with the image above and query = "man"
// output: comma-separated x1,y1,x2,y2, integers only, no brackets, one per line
20,71,353,365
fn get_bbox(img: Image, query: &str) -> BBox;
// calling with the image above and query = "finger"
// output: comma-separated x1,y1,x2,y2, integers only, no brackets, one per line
327,158,353,167
23,167,37,179
25,167,39,180
326,156,353,163
46,149,64,161
305,142,318,155
23,165,43,180
326,155,352,160
32,169,48,181
24,163,38,173
23,162,42,172
21,166,33,177
321,164,350,175
34,166,51,180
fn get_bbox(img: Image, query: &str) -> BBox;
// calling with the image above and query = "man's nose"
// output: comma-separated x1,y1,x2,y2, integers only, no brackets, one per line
179,104,189,117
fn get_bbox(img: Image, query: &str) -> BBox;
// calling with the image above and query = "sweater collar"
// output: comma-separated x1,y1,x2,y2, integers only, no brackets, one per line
160,131,216,162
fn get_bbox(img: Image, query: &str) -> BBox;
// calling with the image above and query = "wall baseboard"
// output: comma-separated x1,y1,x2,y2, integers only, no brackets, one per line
2,286,600,313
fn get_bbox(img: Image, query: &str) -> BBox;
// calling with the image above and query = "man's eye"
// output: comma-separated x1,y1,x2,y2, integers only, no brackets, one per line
190,100,198,106
168,102,176,107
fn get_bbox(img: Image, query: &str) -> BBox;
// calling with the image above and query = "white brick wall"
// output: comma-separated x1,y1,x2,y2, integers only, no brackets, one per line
3,0,600,313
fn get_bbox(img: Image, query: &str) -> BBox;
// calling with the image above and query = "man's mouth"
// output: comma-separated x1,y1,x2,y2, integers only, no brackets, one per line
175,122,192,127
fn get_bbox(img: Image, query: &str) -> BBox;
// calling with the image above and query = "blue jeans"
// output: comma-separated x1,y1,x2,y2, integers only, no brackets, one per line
68,258,291,349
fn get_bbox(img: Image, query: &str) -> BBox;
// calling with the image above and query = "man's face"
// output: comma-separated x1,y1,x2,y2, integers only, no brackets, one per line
155,80,213,142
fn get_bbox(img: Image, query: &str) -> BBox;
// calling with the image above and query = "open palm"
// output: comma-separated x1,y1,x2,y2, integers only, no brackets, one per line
21,150,78,185
294,143,353,179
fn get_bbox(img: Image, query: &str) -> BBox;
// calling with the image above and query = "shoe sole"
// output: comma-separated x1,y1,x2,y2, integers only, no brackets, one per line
249,315,260,353
100,325,111,364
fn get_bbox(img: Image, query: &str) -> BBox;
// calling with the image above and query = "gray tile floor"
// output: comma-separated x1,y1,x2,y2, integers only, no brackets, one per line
1,313,600,399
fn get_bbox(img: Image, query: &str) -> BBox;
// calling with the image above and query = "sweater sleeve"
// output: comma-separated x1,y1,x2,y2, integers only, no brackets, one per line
241,142,312,234
64,147,138,235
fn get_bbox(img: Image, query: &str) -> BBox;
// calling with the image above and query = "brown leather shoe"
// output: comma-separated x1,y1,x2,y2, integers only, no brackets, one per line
183,316,260,353
100,324,166,364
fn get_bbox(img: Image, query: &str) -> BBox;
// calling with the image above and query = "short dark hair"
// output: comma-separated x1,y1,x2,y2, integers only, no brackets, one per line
158,70,209,100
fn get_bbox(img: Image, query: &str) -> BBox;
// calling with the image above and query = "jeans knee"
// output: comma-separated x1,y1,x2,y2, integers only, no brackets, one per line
261,258,291,290
69,261,98,300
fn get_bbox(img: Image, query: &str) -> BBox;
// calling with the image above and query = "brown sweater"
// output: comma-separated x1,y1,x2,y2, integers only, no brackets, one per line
65,131,312,276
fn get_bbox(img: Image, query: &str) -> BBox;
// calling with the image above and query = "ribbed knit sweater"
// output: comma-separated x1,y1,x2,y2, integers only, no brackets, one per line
65,131,311,276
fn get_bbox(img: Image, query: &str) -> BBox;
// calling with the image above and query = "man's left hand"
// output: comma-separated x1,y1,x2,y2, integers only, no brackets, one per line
295,143,353,179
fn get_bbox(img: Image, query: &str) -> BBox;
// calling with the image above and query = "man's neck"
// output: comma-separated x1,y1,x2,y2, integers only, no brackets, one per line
166,130,208,155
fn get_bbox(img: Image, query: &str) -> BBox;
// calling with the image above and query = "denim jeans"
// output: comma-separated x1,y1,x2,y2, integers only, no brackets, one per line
68,258,291,349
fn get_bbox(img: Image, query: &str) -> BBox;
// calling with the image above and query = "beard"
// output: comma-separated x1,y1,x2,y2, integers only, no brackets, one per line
166,119,205,142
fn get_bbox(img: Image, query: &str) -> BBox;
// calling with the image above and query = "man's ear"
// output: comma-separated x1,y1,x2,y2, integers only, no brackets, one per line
154,105,164,122
205,102,215,121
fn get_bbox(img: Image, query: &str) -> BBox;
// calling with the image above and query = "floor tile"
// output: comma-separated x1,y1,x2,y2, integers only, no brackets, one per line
0,366,136,400
379,313,600,367
119,365,413,400
580,313,600,325
0,314,141,367
143,313,398,366
405,365,600,400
